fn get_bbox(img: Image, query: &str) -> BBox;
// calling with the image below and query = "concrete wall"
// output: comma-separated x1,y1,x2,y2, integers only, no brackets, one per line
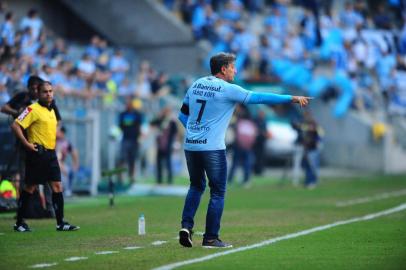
59,0,206,74
312,100,406,173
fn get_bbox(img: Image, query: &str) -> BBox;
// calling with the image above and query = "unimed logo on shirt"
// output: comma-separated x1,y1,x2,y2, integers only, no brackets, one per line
17,107,32,121
186,138,207,144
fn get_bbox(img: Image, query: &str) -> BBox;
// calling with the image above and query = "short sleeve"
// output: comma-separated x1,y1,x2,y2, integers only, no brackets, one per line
224,84,251,104
15,106,37,129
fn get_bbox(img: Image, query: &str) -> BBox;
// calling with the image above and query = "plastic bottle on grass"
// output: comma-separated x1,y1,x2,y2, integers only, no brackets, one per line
138,214,145,235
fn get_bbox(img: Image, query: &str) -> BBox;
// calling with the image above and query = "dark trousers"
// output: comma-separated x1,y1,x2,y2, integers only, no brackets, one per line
156,149,172,184
181,150,227,240
228,147,254,184
302,149,320,186
121,140,138,180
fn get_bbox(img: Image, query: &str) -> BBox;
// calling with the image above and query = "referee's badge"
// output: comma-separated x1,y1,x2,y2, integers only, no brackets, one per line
17,107,32,121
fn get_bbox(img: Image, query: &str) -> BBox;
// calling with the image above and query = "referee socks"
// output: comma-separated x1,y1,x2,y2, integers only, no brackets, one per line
52,192,64,225
16,190,31,224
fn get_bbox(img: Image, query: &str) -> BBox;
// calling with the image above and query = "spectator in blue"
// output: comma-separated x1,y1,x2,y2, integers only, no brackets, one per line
400,21,406,54
264,23,283,57
77,53,96,80
264,5,288,39
20,27,40,58
258,34,273,76
109,49,129,85
191,1,206,40
118,78,135,97
85,35,102,61
0,76,9,105
300,8,318,50
339,2,363,29
1,12,15,47
221,0,243,22
376,48,396,102
19,8,43,41
230,22,257,73
49,38,67,60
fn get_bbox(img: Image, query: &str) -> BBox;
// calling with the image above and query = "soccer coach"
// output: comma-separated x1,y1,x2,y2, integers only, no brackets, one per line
178,52,311,248
11,81,79,232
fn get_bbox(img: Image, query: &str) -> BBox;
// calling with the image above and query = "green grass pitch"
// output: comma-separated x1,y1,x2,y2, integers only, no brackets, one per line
1,175,405,270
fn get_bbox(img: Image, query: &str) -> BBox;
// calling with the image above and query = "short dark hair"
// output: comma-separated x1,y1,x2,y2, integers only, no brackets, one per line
28,9,38,17
38,81,52,92
210,52,236,75
27,75,44,89
5,12,13,21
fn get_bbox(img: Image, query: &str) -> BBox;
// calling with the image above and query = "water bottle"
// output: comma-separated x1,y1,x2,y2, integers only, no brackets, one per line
138,214,145,235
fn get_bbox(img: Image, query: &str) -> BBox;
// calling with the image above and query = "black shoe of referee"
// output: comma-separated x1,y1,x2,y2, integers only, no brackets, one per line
14,222,31,232
56,221,80,231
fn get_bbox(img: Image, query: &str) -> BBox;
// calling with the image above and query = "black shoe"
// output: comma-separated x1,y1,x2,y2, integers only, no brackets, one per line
56,221,80,231
202,238,232,248
14,222,31,232
179,228,193,247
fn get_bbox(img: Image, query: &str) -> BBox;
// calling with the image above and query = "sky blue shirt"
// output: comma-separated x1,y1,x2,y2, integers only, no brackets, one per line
182,76,251,151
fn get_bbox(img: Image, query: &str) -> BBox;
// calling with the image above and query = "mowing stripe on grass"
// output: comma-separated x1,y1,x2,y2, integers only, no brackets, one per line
30,263,58,268
123,246,142,250
64,257,88,262
152,240,168,246
95,251,119,255
153,203,406,270
336,189,406,207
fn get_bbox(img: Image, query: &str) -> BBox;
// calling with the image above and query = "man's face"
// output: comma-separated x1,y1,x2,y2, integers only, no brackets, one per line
38,83,53,104
222,62,237,82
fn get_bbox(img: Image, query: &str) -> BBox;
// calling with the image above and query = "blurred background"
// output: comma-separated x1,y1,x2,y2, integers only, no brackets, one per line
0,0,405,199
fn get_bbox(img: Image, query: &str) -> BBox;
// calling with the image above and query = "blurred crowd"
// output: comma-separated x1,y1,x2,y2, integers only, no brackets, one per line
0,3,180,111
164,0,406,116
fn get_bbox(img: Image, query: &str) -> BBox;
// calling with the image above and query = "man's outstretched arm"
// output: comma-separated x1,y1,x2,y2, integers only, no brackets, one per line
246,92,312,107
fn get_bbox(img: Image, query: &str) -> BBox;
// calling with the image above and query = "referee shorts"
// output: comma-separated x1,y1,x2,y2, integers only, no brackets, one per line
25,149,61,185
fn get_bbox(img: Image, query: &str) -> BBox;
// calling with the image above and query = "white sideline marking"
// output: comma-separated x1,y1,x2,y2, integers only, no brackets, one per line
152,240,168,246
95,251,119,255
336,189,406,207
123,246,142,250
30,263,57,268
64,257,88,262
152,203,406,270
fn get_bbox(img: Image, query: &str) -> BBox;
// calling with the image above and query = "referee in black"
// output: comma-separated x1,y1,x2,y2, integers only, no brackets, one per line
11,81,79,231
